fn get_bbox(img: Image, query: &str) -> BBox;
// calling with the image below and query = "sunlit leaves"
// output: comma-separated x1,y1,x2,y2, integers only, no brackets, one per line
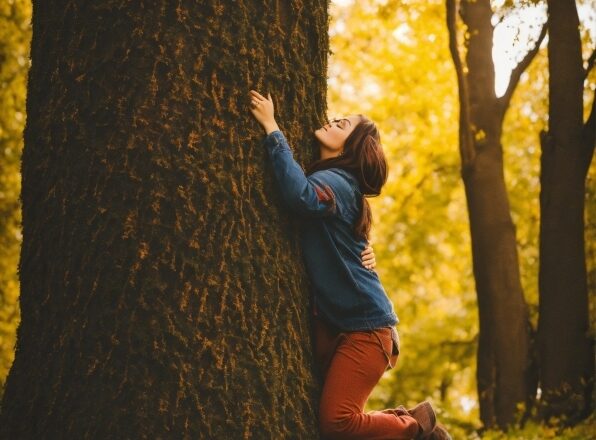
0,0,31,398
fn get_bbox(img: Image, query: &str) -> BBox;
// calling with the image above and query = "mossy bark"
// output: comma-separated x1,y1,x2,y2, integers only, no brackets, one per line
0,1,330,438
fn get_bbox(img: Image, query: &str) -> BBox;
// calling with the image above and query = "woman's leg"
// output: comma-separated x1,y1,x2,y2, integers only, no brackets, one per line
313,315,346,380
317,328,420,440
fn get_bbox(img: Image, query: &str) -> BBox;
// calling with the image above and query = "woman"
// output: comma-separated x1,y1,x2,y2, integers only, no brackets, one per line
248,90,450,440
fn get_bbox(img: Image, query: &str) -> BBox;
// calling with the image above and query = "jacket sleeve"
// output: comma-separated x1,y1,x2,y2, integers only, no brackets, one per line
262,129,338,218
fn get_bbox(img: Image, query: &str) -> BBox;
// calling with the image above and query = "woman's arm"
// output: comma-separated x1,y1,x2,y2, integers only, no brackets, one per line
249,89,337,218
262,130,337,217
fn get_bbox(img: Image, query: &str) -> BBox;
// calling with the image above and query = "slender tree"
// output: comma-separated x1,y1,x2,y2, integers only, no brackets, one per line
536,0,595,426
446,0,546,430
0,1,330,437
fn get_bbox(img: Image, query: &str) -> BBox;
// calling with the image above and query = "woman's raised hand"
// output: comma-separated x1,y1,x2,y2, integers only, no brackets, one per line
361,243,376,270
249,89,279,134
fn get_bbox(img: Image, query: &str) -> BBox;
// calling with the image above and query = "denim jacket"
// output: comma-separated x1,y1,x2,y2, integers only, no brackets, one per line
262,129,399,331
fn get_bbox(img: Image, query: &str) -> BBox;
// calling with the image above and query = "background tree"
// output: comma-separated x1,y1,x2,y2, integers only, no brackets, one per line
536,0,595,425
0,1,330,437
446,0,546,430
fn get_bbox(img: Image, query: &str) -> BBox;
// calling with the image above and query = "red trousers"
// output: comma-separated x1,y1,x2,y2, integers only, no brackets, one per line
313,312,420,440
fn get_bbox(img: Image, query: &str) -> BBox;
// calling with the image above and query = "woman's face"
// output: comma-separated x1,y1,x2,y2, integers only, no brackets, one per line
314,115,360,159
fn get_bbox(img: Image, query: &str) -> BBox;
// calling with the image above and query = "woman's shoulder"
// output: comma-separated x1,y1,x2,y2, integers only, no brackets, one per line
309,168,361,221
310,168,359,193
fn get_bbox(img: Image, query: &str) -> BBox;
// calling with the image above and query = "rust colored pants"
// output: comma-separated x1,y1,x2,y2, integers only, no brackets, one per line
313,311,420,440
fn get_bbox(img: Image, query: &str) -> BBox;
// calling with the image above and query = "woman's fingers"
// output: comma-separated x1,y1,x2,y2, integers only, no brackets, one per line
250,89,267,101
364,258,376,269
361,244,376,269
363,255,375,266
248,89,276,131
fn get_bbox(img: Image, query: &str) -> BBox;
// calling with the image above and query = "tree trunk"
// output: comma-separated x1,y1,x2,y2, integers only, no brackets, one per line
0,1,329,438
536,0,595,426
446,0,540,430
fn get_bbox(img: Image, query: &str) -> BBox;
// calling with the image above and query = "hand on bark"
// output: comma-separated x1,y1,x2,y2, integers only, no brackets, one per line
361,243,376,270
249,90,278,134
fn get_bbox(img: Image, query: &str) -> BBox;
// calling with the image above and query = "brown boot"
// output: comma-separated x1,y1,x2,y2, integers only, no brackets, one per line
428,423,453,440
406,400,437,439
393,404,410,416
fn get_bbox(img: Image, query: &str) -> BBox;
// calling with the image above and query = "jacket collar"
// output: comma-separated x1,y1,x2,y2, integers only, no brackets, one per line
329,168,360,192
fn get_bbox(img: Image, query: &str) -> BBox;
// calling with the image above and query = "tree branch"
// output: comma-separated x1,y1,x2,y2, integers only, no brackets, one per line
446,0,476,173
498,21,548,114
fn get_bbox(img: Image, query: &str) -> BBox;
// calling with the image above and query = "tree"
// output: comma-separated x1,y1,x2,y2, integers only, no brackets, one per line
536,0,595,425
0,2,330,437
446,0,546,430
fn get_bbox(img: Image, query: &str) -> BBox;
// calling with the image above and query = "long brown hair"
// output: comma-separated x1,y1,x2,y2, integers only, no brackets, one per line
305,114,388,241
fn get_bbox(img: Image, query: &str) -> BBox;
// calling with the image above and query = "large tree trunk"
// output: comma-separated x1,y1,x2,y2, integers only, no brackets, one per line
446,0,543,430
537,0,595,426
0,1,329,438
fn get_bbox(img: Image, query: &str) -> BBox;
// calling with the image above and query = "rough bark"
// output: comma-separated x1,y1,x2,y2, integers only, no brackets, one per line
446,0,541,430
536,0,595,426
0,1,330,438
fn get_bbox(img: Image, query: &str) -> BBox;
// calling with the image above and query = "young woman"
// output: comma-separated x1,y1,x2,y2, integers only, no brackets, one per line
248,90,450,440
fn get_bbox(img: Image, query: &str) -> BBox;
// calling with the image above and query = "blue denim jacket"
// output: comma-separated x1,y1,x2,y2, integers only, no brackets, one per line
262,129,399,331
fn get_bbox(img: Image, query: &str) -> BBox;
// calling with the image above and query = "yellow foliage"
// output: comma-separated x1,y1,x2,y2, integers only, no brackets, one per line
0,0,31,395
